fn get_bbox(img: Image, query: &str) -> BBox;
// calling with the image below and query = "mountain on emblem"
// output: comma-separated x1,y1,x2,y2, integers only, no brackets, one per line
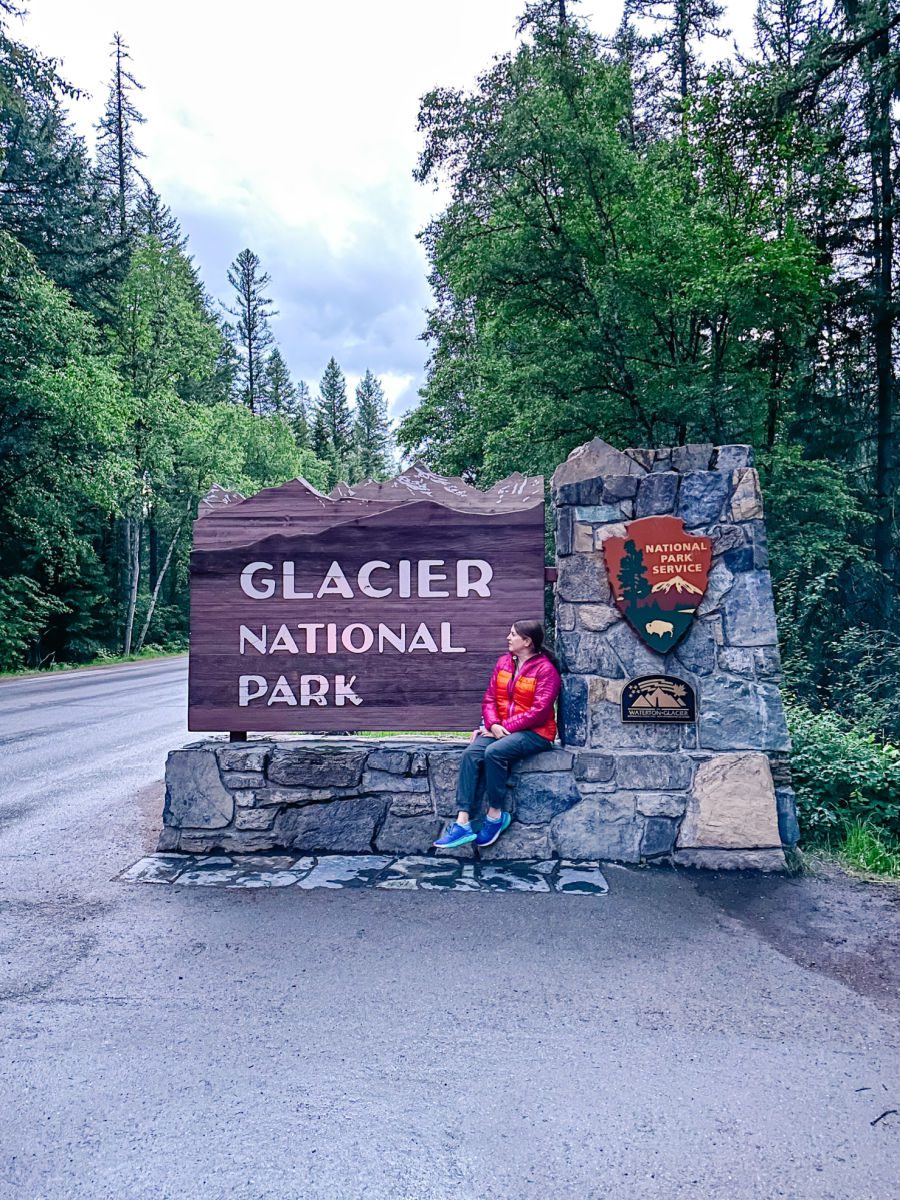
603,516,713,652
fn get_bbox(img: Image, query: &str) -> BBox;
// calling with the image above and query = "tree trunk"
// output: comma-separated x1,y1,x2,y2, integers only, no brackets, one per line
135,513,186,654
868,15,896,580
123,517,141,656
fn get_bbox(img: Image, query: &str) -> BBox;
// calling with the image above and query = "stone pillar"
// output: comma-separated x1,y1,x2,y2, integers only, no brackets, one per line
552,438,795,871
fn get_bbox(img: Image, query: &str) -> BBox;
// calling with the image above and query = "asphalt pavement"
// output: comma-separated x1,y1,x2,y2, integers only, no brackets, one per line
0,657,898,1200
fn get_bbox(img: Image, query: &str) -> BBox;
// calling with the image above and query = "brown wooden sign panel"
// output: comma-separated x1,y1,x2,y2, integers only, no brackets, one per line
188,468,545,732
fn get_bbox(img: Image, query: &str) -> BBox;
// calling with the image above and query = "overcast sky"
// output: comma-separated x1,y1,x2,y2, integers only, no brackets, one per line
20,0,756,425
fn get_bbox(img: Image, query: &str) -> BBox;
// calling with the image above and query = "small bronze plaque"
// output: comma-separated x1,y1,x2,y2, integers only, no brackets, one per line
621,675,696,723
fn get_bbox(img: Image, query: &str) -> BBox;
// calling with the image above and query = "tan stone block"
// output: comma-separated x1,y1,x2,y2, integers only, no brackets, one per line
574,522,594,552
731,469,764,522
677,752,780,849
593,523,627,548
577,604,620,632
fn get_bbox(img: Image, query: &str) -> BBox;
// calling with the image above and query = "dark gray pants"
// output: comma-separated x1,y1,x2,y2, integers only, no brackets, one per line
456,732,553,817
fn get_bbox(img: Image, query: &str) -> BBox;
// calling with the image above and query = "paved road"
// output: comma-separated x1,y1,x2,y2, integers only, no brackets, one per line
0,660,898,1200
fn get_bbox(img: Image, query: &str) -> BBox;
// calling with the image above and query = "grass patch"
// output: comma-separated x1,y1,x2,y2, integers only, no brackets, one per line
841,820,900,878
0,644,187,680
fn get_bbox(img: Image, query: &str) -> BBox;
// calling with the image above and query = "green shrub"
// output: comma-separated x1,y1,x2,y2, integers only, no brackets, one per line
786,701,900,842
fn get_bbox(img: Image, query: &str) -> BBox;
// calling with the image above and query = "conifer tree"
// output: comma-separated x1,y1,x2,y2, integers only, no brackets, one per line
353,370,393,479
261,347,296,418
314,357,354,463
95,33,146,241
225,248,276,414
293,379,311,449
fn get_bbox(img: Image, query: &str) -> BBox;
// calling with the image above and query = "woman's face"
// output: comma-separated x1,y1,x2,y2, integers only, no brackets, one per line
507,625,534,657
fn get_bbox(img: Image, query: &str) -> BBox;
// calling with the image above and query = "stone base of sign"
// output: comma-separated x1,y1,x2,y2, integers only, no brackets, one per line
158,737,786,870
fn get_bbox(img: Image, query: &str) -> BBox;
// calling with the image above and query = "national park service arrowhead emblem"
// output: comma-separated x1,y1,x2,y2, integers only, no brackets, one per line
603,516,712,653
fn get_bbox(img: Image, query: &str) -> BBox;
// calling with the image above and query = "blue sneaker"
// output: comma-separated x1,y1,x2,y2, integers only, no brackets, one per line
433,821,477,849
475,812,512,847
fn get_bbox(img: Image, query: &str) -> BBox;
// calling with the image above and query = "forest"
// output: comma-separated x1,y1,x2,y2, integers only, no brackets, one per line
0,4,393,672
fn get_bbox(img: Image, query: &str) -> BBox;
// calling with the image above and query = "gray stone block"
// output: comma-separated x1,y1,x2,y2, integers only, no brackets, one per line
708,523,746,555
389,789,434,817
713,445,754,471
478,823,553,860
603,475,640,501
721,572,778,646
427,748,468,814
753,646,783,680
699,677,791,751
550,800,643,862
641,817,679,857
556,553,612,603
722,546,754,573
164,749,235,830
635,792,688,818
274,796,388,853
602,620,662,677
558,632,624,676
375,813,443,854
573,752,615,782
560,675,589,746
677,472,730,526
635,471,679,517
615,753,693,790
512,773,580,824
517,748,574,772
673,848,786,872
220,772,263,790
556,477,606,506
717,646,755,674
235,807,278,831
746,520,770,568
556,506,574,555
698,560,735,615
216,745,272,773
267,748,367,788
776,787,800,847
366,748,411,773
557,602,577,631
575,503,627,523
650,451,672,472
673,620,717,676
672,443,714,473
361,770,430,793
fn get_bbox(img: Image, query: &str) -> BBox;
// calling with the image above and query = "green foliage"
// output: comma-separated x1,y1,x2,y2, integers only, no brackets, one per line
840,820,900,878
0,576,67,670
787,702,900,842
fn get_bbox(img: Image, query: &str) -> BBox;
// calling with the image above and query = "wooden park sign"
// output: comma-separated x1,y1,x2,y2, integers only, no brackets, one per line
188,465,545,732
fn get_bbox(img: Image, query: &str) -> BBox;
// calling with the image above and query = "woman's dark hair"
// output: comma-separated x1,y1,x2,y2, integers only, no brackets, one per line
511,619,560,672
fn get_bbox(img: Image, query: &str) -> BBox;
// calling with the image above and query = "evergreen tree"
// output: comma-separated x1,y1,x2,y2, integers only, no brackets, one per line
293,379,311,448
314,357,354,464
261,347,296,418
95,33,146,241
353,369,393,479
224,248,276,414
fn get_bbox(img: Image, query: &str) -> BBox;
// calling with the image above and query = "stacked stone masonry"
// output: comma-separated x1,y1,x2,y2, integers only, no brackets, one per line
159,737,784,870
161,439,796,871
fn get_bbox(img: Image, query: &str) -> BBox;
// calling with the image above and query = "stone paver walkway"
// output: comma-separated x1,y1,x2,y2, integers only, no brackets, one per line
117,853,610,894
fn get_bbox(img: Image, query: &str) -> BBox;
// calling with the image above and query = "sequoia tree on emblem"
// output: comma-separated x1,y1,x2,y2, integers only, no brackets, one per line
603,516,712,652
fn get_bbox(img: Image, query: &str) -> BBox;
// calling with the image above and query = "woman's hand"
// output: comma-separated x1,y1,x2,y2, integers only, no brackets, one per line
490,723,510,739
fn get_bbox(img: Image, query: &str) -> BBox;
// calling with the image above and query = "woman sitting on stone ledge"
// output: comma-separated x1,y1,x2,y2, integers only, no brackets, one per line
434,620,562,851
